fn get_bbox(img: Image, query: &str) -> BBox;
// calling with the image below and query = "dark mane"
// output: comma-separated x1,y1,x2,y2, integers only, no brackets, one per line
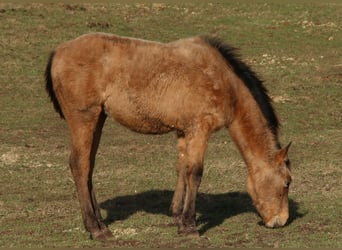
202,36,279,136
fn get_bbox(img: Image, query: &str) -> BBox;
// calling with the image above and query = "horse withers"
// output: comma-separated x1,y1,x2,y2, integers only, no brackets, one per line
45,33,292,240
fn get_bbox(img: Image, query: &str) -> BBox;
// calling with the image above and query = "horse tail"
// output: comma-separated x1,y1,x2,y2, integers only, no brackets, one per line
45,51,64,119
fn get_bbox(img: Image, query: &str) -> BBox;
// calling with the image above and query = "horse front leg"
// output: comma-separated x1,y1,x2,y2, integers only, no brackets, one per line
177,128,209,236
171,135,187,227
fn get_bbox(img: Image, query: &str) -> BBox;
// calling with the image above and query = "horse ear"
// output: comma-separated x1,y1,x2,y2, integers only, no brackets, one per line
275,142,292,162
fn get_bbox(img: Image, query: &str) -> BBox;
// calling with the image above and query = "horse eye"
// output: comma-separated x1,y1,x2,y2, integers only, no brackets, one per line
284,181,290,188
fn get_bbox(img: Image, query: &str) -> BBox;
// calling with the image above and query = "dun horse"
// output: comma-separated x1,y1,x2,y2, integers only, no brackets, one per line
45,33,292,240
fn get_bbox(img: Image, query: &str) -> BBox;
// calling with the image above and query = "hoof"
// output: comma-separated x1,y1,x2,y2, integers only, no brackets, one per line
186,230,200,238
178,225,199,237
90,228,113,241
173,215,182,226
101,227,114,238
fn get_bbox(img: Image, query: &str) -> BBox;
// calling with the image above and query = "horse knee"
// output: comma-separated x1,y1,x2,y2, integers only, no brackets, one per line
187,163,203,186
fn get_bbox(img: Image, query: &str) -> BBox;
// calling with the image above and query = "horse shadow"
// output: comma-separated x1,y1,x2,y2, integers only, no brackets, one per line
100,189,304,235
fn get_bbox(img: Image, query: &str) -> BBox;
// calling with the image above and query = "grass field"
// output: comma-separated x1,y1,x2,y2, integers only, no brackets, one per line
0,1,341,248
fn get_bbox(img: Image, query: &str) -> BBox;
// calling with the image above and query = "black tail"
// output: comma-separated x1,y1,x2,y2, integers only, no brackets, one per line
45,51,64,119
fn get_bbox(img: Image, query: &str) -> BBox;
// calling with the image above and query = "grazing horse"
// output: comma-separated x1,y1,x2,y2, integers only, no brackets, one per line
45,33,292,240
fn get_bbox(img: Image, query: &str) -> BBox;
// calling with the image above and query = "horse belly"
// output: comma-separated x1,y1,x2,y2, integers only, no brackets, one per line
104,86,226,135
104,93,175,134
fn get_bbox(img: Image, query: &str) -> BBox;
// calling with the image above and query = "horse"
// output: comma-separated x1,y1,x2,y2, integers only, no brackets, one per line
45,33,292,240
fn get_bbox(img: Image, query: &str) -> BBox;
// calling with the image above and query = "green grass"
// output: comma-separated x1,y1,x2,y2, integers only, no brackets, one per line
0,1,341,248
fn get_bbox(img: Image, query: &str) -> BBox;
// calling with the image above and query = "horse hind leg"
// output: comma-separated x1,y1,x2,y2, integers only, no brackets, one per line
67,108,111,240
88,111,113,238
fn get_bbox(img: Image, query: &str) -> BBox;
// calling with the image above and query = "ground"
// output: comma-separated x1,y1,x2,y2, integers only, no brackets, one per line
0,1,341,248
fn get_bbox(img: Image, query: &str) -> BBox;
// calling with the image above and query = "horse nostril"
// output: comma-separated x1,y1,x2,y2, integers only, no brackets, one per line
273,217,282,228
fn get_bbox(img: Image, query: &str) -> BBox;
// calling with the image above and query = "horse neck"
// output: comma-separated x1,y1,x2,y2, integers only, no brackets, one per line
227,79,280,171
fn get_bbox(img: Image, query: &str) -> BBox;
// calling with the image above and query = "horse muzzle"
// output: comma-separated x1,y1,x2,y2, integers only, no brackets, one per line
264,214,288,228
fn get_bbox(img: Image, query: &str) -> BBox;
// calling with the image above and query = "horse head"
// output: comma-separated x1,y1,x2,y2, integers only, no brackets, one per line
247,142,292,228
